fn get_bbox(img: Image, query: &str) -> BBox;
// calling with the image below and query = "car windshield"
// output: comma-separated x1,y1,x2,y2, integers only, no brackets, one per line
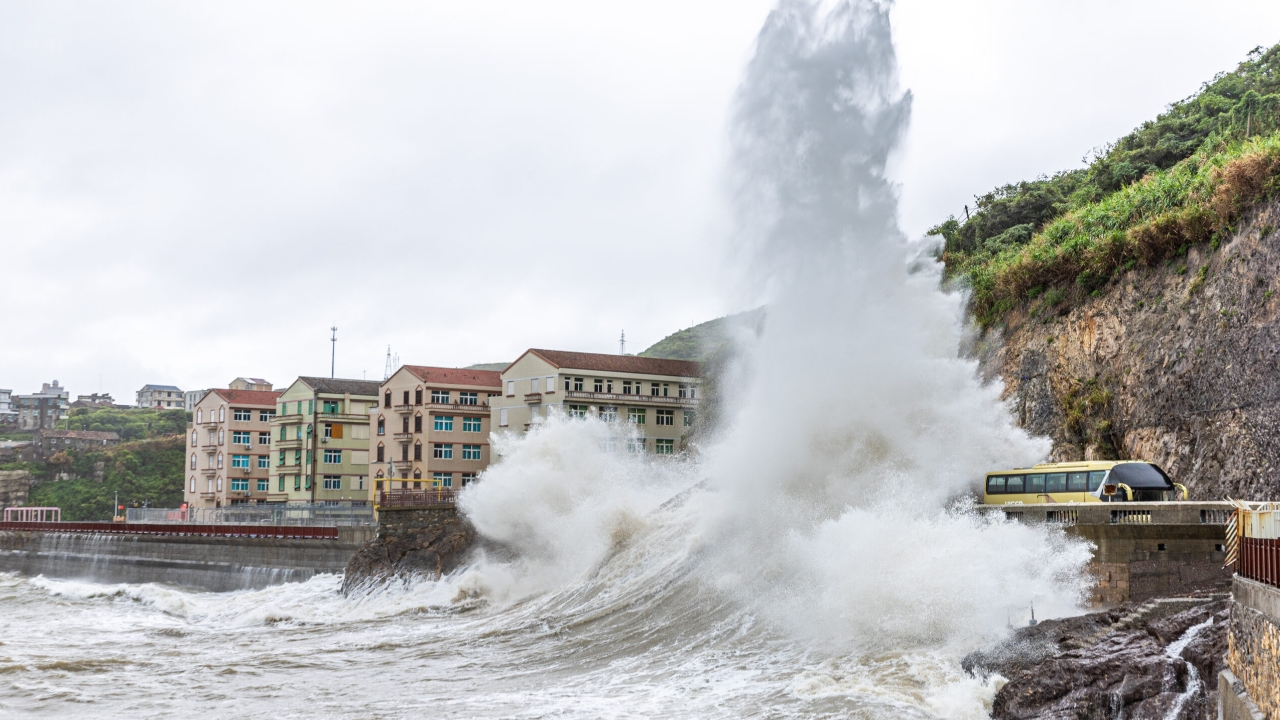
1110,463,1172,489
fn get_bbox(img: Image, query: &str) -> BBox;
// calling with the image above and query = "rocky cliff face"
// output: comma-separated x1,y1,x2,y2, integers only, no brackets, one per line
342,507,477,595
978,199,1280,500
0,471,32,508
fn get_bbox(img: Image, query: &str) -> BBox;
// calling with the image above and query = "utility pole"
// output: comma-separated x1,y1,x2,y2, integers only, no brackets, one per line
619,330,626,355
330,326,338,379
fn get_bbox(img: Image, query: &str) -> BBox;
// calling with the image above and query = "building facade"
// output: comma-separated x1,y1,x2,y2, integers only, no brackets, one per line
137,384,185,409
0,389,15,425
32,429,121,459
369,366,502,500
490,350,700,454
270,377,379,505
184,388,281,508
229,378,272,391
70,393,119,409
15,381,70,431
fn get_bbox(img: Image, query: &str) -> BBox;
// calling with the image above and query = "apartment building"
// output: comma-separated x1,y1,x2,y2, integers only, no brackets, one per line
270,377,379,505
0,389,15,425
230,377,272,391
490,349,700,454
370,366,502,498
32,429,120,459
15,381,69,431
137,384,184,409
184,388,281,508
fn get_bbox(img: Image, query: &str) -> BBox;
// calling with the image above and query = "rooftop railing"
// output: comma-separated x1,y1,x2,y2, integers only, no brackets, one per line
982,501,1236,525
376,489,458,509
125,503,375,527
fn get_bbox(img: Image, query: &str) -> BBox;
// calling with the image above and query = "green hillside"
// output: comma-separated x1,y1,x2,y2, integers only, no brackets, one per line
640,309,764,361
464,362,510,371
26,435,186,520
934,43,1280,325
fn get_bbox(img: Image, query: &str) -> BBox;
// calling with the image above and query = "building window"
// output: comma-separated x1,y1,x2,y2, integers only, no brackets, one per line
377,416,385,435
233,409,251,421
190,477,196,492
295,449,302,465
294,475,301,490
257,456,269,469
305,475,313,490
433,472,453,488
323,475,341,490
259,410,275,422
258,431,270,445
499,408,509,427
462,444,481,460
568,405,588,419
384,391,392,408
573,378,584,391
376,444,384,462
232,430,252,445
433,444,453,459
218,429,224,444
217,453,224,469
649,383,659,396
257,478,269,492
231,478,248,491
278,450,285,466
196,409,202,423
507,381,515,396
323,400,340,414
434,416,454,432
628,408,646,425
530,378,540,393
401,444,409,461
190,453,197,470
190,430,197,447
600,406,618,423
683,411,695,427
656,409,674,426
431,390,450,404
655,439,675,455
219,406,225,421
231,454,250,469
458,392,478,405
594,379,603,392
323,449,342,464
414,443,422,461
462,417,482,432
414,414,423,433
628,438,645,454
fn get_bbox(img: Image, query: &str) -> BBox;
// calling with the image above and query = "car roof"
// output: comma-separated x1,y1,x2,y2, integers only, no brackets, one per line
984,460,1150,476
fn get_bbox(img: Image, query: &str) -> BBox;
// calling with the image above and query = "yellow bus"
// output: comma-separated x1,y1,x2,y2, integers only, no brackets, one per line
982,460,1188,504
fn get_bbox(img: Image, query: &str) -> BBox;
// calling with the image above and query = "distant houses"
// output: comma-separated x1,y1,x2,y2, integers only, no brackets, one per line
13,381,69,430
136,384,184,409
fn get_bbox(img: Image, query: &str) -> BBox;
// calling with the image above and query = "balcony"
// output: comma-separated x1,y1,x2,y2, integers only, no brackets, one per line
275,438,305,449
393,432,415,443
524,393,542,405
564,390,698,407
391,460,414,474
200,468,218,477
271,414,303,425
318,412,372,423
393,404,416,415
203,445,218,454
425,401,487,414
377,489,457,509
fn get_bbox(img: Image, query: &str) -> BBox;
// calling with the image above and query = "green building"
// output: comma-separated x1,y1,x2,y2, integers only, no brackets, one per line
269,377,380,504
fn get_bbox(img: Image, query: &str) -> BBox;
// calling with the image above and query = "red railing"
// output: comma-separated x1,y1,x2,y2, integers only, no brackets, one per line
377,490,458,508
0,521,338,540
1238,537,1280,588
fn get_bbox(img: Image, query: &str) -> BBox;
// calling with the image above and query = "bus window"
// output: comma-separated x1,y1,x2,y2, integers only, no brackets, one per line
986,476,1006,494
1067,473,1088,492
1088,471,1107,492
1025,474,1045,493
1046,473,1066,493
1006,475,1025,493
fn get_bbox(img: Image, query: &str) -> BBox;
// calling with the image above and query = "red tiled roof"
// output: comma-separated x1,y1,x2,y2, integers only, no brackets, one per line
517,349,701,378
403,366,502,388
208,389,283,406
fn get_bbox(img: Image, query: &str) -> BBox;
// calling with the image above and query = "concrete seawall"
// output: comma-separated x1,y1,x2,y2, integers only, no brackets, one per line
0,527,375,592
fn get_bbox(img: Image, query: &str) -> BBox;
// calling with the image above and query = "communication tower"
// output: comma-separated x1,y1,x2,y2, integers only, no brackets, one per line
619,330,626,355
330,325,338,379
383,346,399,380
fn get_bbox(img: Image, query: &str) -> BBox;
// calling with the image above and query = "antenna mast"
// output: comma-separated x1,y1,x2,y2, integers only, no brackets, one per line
330,326,338,379
384,346,397,381
619,330,626,355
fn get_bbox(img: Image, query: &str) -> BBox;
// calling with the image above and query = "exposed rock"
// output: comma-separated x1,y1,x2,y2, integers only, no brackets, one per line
970,600,1230,720
977,200,1280,500
341,507,477,595
0,470,32,508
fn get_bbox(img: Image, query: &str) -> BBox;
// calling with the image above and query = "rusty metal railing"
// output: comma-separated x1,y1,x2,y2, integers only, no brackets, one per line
376,490,458,509
1228,500,1280,588
0,521,338,539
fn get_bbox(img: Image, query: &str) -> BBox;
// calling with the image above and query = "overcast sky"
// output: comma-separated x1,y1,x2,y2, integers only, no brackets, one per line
3,1,1279,402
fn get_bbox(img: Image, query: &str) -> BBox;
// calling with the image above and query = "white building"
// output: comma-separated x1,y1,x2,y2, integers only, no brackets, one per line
137,384,185,409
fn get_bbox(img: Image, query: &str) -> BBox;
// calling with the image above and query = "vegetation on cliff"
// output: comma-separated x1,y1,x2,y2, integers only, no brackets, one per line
640,308,764,361
63,406,190,440
26,436,186,520
935,44,1280,325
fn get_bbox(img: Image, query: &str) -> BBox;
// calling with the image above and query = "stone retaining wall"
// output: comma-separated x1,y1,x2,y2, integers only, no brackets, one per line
1227,575,1280,719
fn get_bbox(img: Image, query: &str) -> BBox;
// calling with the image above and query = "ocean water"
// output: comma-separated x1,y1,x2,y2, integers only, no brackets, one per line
0,2,1097,717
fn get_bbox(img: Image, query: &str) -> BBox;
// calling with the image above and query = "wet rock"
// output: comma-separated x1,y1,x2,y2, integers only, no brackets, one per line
341,508,476,595
974,600,1229,720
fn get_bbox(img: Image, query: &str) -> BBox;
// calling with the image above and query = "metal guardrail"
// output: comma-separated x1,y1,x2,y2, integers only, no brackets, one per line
377,490,457,509
125,504,374,527
1228,500,1280,588
1239,538,1280,587
987,501,1236,525
0,521,338,539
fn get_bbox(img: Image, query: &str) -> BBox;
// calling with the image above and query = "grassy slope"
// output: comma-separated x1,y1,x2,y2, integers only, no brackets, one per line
640,308,764,361
28,435,186,520
934,43,1280,324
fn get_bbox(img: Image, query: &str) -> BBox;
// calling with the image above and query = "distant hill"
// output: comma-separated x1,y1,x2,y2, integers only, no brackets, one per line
640,309,764,361
464,362,509,371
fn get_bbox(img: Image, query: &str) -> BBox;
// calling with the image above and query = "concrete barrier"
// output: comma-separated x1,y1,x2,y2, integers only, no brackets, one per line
0,526,375,592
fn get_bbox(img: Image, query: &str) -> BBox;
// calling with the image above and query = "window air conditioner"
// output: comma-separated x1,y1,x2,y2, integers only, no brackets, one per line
321,437,328,442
